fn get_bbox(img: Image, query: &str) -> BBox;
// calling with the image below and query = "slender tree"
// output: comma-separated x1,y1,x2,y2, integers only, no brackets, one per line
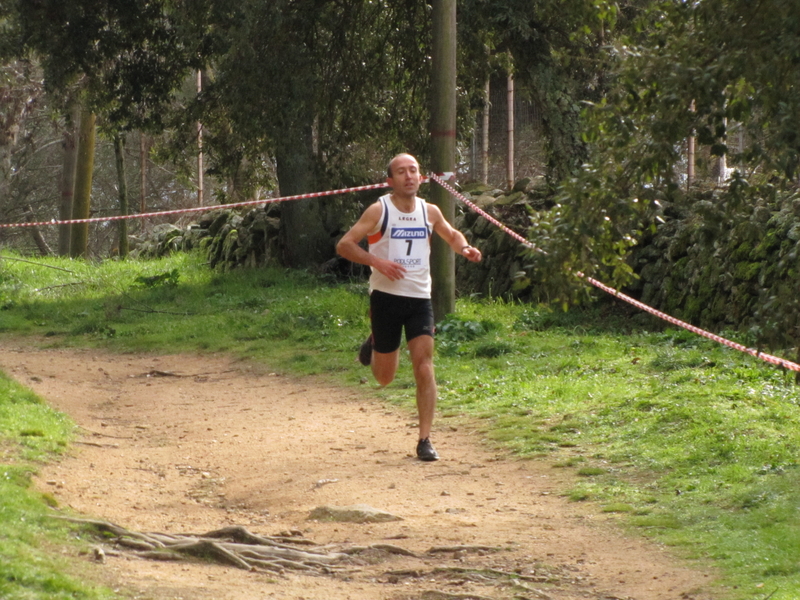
113,133,129,257
58,104,79,255
69,110,96,258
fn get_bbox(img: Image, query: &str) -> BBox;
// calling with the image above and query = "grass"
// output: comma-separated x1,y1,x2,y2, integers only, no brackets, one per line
0,371,115,600
2,249,800,599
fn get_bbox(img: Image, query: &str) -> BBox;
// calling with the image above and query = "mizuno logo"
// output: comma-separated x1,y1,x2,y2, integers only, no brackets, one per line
391,227,427,239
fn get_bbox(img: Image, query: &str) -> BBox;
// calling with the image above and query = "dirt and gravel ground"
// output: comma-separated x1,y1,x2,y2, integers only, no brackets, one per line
0,341,718,600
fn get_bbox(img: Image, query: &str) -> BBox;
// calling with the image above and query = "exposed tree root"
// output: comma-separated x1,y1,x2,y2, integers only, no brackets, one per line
56,517,568,598
54,517,393,575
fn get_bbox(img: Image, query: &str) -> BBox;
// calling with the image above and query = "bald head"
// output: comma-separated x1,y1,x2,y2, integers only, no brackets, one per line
386,153,422,200
387,153,419,178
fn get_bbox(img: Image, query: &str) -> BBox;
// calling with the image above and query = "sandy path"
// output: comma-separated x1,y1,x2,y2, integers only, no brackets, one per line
0,342,716,600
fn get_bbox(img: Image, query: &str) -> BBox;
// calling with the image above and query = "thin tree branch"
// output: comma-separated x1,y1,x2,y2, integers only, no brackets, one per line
0,255,75,273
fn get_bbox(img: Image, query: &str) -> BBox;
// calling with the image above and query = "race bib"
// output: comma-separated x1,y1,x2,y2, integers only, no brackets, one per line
389,227,428,269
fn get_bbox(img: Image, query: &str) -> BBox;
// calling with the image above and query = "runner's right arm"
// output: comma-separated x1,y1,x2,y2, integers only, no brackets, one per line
336,202,407,281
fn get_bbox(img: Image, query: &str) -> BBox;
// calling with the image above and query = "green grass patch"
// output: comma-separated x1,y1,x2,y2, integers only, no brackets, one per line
602,503,635,513
3,250,800,598
0,371,114,600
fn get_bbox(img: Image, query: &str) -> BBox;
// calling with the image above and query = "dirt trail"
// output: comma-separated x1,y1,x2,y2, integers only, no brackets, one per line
0,342,716,600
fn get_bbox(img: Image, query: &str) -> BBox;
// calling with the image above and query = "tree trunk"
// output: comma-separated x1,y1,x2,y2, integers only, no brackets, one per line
429,0,457,322
113,133,129,258
687,100,696,188
506,73,515,190
482,77,490,185
69,110,96,259
276,122,330,268
25,205,52,256
228,156,252,204
58,106,79,256
716,116,728,184
140,133,148,234
197,70,204,207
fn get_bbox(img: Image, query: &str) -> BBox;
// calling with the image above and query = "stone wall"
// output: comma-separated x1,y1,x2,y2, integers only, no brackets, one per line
454,180,545,300
131,206,282,271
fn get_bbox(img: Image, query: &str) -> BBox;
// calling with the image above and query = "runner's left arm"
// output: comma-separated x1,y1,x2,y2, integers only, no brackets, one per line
428,205,482,263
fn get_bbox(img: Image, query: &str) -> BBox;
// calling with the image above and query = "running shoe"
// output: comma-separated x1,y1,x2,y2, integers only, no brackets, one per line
416,437,440,461
358,335,373,366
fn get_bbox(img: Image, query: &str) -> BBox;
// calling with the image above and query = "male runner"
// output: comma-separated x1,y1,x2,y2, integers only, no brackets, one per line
336,153,482,461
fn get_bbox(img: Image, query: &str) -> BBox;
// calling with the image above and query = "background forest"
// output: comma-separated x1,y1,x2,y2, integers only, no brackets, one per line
0,0,798,360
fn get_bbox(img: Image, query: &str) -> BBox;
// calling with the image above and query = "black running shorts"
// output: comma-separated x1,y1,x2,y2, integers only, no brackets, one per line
369,290,434,354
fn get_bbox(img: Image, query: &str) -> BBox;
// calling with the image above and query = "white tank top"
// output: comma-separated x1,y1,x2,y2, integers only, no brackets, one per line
367,194,432,299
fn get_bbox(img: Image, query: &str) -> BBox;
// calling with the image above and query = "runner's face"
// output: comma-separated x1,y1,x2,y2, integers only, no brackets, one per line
388,155,421,198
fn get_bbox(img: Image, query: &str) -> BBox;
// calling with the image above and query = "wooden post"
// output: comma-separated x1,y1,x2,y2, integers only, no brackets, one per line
429,0,457,321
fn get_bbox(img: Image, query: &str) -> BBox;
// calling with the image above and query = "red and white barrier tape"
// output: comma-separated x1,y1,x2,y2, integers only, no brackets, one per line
428,173,800,373
582,275,800,372
428,173,541,252
2,169,796,373
0,181,390,229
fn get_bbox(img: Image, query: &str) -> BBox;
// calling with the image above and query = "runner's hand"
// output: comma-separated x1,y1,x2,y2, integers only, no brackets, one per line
374,258,407,281
462,246,482,263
